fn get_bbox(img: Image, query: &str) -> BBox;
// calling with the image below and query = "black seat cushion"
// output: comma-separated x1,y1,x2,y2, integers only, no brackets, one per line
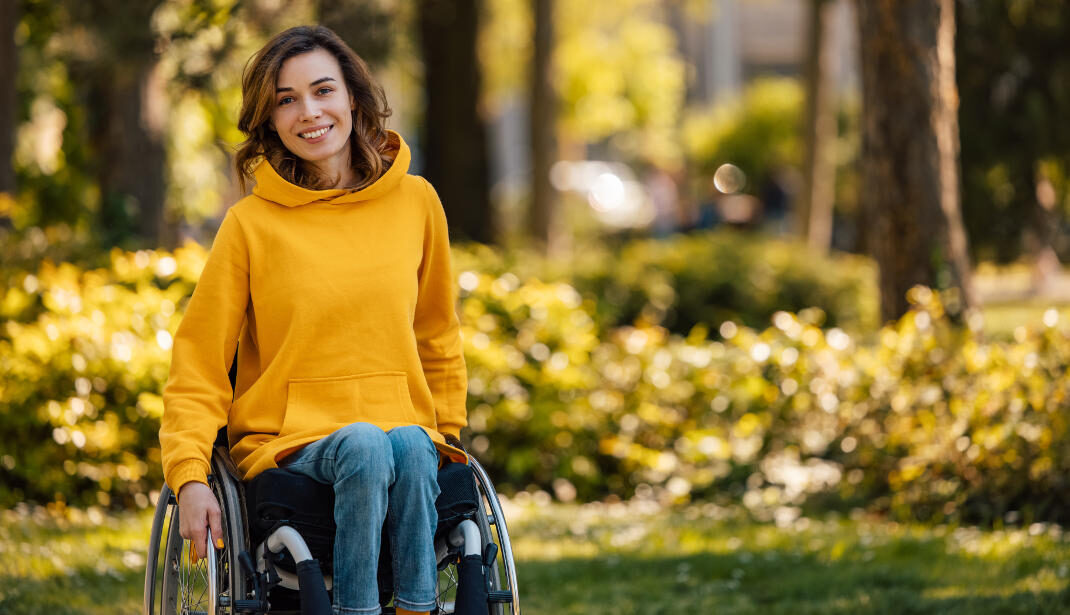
245,467,337,569
244,460,481,571
434,461,480,538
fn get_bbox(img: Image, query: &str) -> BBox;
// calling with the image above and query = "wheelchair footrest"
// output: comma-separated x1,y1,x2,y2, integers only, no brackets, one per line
488,590,513,603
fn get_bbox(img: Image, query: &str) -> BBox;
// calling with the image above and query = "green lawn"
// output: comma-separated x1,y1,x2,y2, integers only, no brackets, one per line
507,498,1070,614
2,498,1069,614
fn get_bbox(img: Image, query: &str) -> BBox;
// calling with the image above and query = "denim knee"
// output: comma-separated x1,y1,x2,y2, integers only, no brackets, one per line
387,426,438,481
330,423,394,486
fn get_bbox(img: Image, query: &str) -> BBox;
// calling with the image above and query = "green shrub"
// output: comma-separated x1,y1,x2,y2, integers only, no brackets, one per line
683,77,804,192
460,278,1070,524
0,243,202,507
4,231,1069,525
453,230,879,335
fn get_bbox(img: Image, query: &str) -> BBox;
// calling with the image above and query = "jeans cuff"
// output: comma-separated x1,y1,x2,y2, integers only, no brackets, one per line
332,605,381,615
393,596,438,612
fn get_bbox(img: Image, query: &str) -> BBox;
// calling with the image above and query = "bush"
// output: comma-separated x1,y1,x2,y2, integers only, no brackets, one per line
0,242,202,507
4,231,1068,525
453,230,879,335
683,78,804,192
460,278,1070,524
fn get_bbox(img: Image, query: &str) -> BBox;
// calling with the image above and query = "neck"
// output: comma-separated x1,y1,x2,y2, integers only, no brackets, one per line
308,146,357,190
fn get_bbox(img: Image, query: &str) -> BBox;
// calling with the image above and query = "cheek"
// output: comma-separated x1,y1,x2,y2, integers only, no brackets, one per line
271,106,295,131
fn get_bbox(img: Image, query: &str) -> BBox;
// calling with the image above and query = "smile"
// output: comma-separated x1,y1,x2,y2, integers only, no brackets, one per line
299,125,332,139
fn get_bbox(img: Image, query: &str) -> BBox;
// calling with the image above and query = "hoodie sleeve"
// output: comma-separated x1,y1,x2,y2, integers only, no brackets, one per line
415,178,468,439
160,209,250,494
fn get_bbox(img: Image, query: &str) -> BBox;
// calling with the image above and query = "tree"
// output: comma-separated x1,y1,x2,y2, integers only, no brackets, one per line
316,0,394,66
61,0,168,247
0,0,16,205
528,0,556,249
857,0,975,321
797,0,837,252
418,0,494,244
957,0,1070,283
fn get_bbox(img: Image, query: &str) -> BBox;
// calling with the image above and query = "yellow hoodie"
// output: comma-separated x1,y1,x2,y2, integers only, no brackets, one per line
160,132,467,494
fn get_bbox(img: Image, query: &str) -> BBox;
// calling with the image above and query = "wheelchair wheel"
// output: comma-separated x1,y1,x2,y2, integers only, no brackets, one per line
435,457,520,615
144,449,248,615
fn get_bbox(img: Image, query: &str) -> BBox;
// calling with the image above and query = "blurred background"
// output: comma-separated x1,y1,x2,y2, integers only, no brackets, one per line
3,0,1070,527
10,2,1070,612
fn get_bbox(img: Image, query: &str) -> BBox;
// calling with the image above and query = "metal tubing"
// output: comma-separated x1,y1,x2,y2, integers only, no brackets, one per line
448,519,482,558
470,458,520,614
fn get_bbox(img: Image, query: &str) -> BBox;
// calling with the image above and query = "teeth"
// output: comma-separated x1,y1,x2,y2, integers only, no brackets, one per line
300,126,330,139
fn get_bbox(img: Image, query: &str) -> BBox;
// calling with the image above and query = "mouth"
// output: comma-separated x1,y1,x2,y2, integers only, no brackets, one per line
299,125,333,140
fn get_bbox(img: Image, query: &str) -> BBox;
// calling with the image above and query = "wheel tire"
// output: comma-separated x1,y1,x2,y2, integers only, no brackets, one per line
145,475,241,615
435,460,518,615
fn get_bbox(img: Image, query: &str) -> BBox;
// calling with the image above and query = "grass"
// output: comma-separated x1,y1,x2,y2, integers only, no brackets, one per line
2,498,1069,614
504,497,1070,614
0,504,150,615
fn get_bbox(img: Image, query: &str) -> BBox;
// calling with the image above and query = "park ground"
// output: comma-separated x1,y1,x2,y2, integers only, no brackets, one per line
2,496,1069,614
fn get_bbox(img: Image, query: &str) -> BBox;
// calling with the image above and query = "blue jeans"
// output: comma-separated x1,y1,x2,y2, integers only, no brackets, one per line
282,423,441,614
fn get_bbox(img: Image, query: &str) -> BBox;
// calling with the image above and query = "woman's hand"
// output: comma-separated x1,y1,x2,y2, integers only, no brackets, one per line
177,481,223,563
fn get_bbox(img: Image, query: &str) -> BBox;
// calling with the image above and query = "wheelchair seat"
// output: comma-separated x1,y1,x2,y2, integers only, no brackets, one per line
244,461,481,574
144,445,520,615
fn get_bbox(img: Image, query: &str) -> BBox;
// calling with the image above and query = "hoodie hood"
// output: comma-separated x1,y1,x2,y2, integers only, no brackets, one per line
252,130,411,207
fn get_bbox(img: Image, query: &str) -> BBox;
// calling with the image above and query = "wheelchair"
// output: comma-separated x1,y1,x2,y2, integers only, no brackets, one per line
143,430,520,615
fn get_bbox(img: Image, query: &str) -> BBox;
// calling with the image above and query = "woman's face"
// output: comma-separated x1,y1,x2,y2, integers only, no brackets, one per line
271,48,354,171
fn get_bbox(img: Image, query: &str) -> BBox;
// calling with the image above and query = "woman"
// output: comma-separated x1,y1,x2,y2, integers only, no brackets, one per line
159,25,468,615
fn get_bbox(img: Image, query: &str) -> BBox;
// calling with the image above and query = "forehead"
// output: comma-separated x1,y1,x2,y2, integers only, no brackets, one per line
277,48,343,87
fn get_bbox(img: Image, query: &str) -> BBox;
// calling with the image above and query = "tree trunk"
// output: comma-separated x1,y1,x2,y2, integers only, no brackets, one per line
95,58,168,247
529,0,556,249
798,0,837,252
417,0,494,244
0,0,17,203
316,0,393,65
1027,162,1060,294
73,0,169,248
857,0,975,322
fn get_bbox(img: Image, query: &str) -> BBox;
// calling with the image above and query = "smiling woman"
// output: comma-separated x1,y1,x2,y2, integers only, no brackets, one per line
233,26,397,192
159,24,469,615
269,50,356,187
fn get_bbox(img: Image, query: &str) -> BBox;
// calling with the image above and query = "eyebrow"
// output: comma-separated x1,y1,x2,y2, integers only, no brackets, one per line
276,77,336,93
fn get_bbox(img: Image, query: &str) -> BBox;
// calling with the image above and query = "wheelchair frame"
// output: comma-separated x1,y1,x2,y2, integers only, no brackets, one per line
143,442,520,615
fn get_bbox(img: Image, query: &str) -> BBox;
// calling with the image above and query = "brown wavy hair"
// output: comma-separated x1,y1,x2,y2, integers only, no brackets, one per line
234,25,395,192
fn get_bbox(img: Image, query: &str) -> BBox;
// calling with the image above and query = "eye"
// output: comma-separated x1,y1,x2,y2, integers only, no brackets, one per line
317,87,333,96
278,96,294,106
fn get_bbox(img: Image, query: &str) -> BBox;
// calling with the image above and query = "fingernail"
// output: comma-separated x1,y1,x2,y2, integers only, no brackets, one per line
216,538,224,549
191,544,198,561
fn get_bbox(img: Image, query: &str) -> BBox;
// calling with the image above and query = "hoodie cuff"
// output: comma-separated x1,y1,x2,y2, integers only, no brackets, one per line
167,458,211,498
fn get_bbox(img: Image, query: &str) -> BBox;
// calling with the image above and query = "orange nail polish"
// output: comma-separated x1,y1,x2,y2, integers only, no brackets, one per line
216,538,224,549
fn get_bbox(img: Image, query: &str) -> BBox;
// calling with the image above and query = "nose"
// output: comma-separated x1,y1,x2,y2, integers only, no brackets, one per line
299,97,323,121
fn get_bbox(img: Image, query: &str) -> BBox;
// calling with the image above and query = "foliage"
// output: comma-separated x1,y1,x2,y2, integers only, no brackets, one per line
957,0,1070,263
457,272,1070,524
481,0,687,168
452,231,879,334
10,0,315,242
3,232,1070,526
0,238,202,507
683,78,804,195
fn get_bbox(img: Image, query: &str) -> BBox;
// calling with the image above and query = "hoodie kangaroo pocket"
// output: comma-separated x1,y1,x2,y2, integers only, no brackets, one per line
282,371,417,436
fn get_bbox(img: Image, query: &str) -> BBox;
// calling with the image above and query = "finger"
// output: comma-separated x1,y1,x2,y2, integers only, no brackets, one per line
191,525,207,564
208,505,224,550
